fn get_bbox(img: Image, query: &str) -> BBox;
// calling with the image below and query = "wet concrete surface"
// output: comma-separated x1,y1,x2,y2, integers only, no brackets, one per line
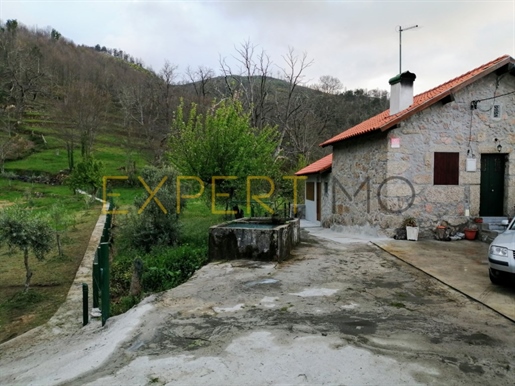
374,238,515,321
1,228,515,385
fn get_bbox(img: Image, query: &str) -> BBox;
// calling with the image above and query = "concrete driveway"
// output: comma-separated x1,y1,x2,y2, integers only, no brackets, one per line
1,226,515,385
373,239,515,322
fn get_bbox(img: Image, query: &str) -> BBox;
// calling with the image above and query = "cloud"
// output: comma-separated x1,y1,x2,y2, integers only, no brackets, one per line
1,0,513,92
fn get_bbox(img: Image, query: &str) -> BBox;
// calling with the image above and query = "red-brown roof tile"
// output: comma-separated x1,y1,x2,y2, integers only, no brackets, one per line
321,55,513,147
295,154,332,175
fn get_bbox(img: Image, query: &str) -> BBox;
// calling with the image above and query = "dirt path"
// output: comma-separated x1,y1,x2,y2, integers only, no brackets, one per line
1,230,514,385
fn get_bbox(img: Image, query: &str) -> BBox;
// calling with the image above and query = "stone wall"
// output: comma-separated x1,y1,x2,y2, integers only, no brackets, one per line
327,72,515,237
326,131,389,229
320,172,332,226
208,218,300,261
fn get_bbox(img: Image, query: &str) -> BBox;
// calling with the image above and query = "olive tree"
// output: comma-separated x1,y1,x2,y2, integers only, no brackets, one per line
48,203,73,257
0,206,53,291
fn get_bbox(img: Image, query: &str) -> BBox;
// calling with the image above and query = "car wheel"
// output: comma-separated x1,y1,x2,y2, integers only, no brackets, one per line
489,269,503,285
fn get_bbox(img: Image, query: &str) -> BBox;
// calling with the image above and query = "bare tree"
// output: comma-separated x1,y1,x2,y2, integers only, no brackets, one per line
274,47,313,157
159,60,179,127
116,74,170,163
219,40,274,129
59,80,108,169
312,75,343,95
0,22,46,119
185,65,214,103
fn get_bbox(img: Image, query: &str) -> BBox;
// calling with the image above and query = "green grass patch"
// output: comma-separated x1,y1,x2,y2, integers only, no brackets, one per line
94,145,147,176
102,185,145,207
180,199,224,246
5,147,69,174
0,177,99,212
0,207,101,343
4,290,45,310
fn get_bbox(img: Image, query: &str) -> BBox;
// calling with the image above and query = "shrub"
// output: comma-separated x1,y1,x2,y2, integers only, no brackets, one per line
110,244,207,315
115,166,181,253
141,245,208,292
67,156,103,196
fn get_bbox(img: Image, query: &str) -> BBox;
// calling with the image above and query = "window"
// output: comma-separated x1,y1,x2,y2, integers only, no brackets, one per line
324,182,328,195
306,182,315,200
434,152,459,185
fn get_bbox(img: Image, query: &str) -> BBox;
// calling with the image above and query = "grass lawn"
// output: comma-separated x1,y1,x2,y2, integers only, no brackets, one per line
0,206,101,343
95,145,147,176
5,147,69,175
0,172,117,343
179,199,225,245
0,178,89,211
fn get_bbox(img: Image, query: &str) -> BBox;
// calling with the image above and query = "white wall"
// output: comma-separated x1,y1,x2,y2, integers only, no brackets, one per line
305,175,318,223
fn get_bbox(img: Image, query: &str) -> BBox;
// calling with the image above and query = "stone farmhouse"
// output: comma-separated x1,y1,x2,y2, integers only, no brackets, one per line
296,55,515,237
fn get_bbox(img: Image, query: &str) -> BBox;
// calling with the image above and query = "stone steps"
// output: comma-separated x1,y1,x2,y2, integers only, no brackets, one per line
478,217,509,243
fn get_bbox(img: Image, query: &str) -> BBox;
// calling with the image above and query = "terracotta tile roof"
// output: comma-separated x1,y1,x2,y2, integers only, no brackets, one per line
321,55,513,147
295,154,332,175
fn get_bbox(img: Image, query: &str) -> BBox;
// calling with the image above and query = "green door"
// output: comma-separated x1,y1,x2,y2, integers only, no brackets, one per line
480,154,505,216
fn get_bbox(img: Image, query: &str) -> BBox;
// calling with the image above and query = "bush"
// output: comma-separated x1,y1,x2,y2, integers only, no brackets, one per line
115,166,181,253
67,156,103,195
110,244,207,315
142,245,207,292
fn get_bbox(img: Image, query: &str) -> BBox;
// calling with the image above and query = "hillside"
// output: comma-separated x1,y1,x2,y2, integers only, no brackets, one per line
0,19,389,182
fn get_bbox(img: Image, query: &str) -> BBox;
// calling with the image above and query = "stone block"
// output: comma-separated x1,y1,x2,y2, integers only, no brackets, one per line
387,161,410,174
425,186,464,203
413,174,432,185
469,186,480,215
460,171,480,185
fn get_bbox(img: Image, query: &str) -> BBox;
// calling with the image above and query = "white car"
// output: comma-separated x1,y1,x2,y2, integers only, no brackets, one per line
488,218,515,285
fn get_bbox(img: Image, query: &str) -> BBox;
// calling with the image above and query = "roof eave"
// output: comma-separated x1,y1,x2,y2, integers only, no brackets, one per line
321,56,513,146
295,166,332,176
381,58,512,131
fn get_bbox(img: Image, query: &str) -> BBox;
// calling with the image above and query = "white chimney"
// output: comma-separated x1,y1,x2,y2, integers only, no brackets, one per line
389,71,416,115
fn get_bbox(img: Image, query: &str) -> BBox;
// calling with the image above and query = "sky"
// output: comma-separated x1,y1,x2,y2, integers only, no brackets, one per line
0,0,513,94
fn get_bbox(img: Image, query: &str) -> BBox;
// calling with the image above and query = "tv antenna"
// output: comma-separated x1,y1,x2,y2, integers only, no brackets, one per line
396,25,418,74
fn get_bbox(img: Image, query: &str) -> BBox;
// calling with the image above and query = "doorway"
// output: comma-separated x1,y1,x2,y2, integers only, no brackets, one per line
480,154,505,216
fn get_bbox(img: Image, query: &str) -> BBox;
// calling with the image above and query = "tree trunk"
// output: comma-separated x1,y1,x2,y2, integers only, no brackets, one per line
56,233,62,257
129,258,144,297
66,142,74,171
24,248,32,292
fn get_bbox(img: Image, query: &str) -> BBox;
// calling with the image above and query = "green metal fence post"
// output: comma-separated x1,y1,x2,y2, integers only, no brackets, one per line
92,249,100,309
106,212,112,230
100,242,110,326
82,283,89,326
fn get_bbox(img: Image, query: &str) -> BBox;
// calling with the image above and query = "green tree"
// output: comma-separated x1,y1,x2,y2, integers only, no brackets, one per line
169,98,280,206
50,29,61,41
0,206,53,291
48,203,73,257
67,156,103,196
5,19,18,34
